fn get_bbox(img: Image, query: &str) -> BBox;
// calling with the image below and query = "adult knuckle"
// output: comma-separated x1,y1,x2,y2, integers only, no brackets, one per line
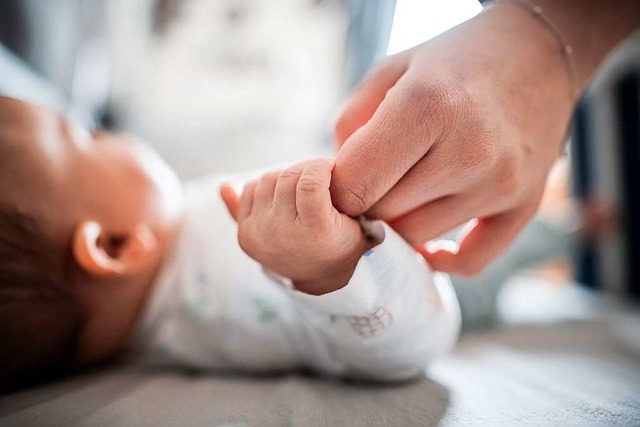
405,80,447,109
406,82,444,123
456,128,498,174
405,79,470,138
448,86,485,137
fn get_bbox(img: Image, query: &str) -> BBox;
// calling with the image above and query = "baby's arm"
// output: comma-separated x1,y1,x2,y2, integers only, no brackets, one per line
221,159,460,381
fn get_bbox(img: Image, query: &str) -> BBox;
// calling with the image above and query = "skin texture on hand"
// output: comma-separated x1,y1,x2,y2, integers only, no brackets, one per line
221,159,371,296
330,1,640,276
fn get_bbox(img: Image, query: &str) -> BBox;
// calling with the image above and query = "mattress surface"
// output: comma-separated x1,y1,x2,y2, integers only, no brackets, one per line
2,316,639,427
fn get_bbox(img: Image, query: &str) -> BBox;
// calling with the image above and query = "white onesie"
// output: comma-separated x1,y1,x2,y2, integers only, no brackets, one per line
134,175,461,381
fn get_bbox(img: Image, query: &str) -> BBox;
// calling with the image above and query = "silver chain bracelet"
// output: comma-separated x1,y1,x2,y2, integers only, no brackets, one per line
495,0,578,100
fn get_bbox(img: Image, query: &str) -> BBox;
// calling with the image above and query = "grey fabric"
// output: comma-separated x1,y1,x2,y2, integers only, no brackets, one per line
2,317,639,427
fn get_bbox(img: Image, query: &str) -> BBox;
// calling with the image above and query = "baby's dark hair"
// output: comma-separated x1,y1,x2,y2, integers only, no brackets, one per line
0,203,85,390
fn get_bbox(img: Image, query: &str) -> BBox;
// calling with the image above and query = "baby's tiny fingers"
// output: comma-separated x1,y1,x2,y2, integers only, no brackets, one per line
296,158,334,226
254,171,280,212
220,183,240,221
274,162,307,216
238,180,258,221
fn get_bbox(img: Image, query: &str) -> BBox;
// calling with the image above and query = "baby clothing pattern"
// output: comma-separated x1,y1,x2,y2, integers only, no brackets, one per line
135,175,461,381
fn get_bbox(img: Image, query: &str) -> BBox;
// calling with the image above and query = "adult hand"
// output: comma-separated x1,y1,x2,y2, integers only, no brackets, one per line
330,1,639,276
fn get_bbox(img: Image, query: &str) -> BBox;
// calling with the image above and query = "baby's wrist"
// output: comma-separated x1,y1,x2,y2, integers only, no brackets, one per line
292,267,356,296
291,237,371,296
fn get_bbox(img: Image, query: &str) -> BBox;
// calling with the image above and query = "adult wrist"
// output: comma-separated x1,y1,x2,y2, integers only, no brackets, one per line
488,0,640,94
493,0,578,100
484,1,573,103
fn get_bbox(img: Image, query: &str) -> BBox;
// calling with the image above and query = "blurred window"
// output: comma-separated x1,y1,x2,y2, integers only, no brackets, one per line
387,0,481,55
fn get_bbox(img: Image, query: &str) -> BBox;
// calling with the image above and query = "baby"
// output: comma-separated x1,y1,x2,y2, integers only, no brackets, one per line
0,97,460,388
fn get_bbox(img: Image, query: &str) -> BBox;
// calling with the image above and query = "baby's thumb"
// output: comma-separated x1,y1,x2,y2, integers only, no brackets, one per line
220,183,240,222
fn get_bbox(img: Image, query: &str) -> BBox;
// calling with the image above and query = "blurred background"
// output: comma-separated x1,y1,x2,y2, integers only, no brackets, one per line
0,0,638,333
0,0,482,177
1,2,640,424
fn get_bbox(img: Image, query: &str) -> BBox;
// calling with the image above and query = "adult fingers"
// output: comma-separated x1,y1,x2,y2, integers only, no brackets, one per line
389,195,490,246
237,180,258,222
254,172,280,212
273,161,307,217
366,140,468,220
220,183,240,221
296,158,334,226
334,53,410,146
331,75,447,217
422,205,535,276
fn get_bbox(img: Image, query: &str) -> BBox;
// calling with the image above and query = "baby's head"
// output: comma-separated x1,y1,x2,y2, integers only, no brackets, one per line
0,97,184,388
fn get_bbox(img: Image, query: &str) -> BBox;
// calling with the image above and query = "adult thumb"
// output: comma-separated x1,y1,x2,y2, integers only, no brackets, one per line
334,53,409,147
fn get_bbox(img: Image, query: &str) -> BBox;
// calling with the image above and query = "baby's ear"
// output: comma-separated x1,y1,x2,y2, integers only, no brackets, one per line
72,221,157,277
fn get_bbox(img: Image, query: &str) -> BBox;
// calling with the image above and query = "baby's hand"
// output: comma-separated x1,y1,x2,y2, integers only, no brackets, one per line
221,159,371,295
